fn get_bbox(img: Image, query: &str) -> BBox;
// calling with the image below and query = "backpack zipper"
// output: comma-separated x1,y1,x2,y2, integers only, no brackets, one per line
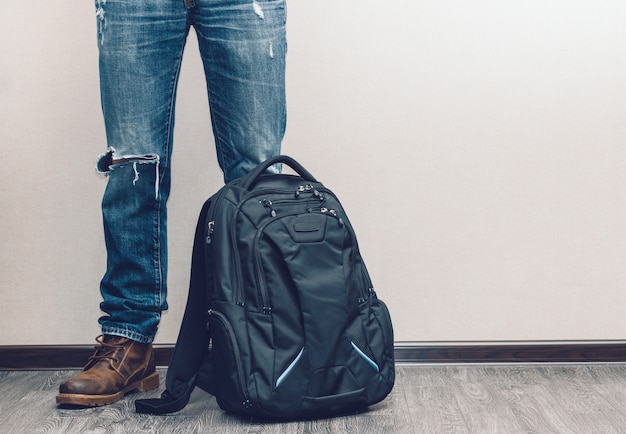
253,209,351,313
252,209,307,313
208,309,252,409
230,187,328,307
204,178,241,245
229,189,301,306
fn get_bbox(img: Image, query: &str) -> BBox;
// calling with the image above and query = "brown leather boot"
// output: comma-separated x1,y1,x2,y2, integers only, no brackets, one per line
56,335,159,407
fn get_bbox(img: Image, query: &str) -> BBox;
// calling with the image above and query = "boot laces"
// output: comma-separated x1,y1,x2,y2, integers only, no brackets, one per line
87,334,125,365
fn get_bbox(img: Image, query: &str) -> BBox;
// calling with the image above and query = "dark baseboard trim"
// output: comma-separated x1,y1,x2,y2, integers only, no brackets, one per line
2,343,626,370
0,345,174,371
393,343,626,364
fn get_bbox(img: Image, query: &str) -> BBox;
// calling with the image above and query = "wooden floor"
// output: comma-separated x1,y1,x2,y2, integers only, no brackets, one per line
2,364,626,433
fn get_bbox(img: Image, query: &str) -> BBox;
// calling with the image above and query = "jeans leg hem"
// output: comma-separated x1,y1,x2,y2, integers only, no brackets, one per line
101,327,155,344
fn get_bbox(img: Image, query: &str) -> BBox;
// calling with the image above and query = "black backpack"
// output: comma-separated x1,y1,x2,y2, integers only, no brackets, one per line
136,155,395,419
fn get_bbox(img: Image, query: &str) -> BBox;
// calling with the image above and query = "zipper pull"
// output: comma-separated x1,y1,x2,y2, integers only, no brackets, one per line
262,199,277,217
295,184,313,198
321,208,344,226
313,189,326,202
206,221,215,244
329,209,344,225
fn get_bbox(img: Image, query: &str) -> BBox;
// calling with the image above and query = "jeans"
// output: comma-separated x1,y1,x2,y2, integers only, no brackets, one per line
94,0,287,343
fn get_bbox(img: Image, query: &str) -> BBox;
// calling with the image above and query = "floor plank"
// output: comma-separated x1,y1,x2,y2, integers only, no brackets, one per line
2,365,626,433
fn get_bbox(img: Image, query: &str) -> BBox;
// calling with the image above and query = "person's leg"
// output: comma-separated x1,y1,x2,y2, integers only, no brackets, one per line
190,0,287,182
57,0,190,407
96,0,190,343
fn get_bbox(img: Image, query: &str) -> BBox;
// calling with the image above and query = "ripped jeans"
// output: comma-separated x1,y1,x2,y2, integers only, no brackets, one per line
94,0,287,343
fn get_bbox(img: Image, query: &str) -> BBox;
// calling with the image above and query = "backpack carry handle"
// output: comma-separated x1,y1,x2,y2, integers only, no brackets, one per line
241,155,317,190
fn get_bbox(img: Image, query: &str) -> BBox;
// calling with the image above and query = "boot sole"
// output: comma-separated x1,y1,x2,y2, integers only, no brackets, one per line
56,371,160,407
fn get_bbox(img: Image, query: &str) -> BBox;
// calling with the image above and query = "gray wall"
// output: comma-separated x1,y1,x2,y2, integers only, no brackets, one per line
2,1,626,345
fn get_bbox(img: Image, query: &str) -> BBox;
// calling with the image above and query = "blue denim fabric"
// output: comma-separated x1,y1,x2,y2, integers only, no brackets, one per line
95,0,287,343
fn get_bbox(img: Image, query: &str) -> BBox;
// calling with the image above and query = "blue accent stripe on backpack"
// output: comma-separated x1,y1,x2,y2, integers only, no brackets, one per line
276,347,305,387
351,341,379,372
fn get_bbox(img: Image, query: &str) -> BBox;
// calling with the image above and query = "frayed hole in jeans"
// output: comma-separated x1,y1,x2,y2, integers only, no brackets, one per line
96,150,161,199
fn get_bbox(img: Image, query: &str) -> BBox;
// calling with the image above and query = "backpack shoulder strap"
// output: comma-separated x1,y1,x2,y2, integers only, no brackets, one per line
136,197,214,415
